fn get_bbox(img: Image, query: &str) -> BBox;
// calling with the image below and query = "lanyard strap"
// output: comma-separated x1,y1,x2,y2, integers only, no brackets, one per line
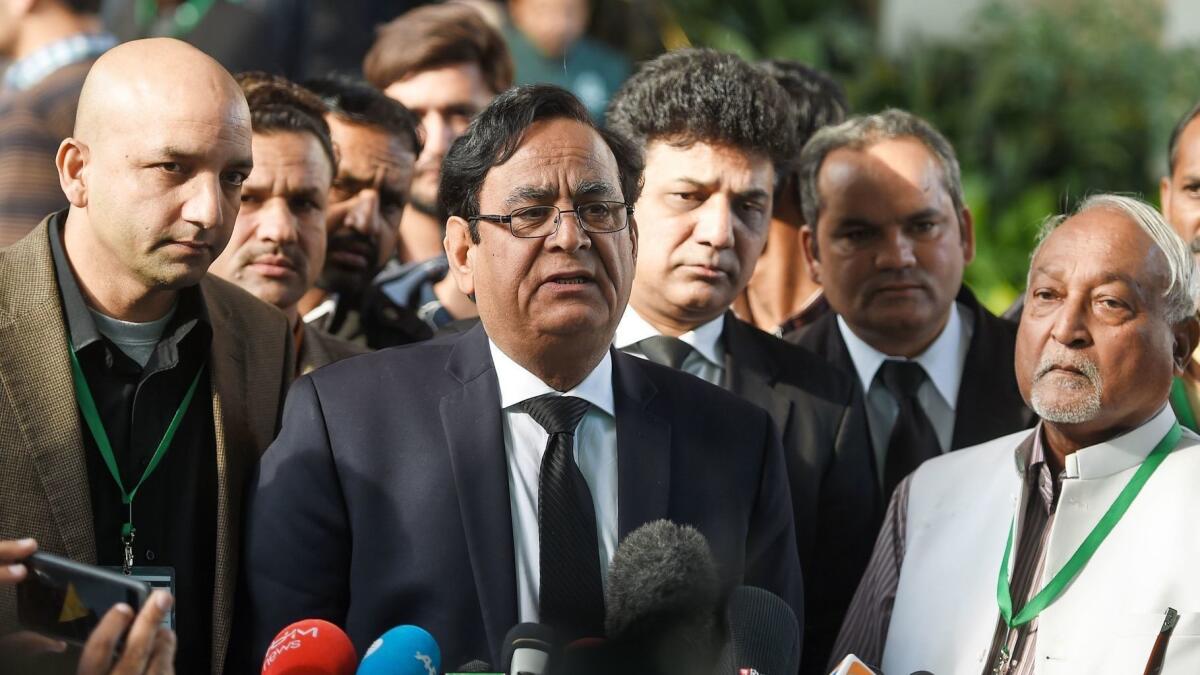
997,422,1182,628
67,346,206,536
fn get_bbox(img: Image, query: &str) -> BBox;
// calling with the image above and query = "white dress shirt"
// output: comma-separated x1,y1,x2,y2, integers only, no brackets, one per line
488,340,618,624
838,302,974,476
613,307,726,385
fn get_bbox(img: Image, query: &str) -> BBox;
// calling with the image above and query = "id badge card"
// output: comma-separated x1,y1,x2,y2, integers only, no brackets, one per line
102,566,176,630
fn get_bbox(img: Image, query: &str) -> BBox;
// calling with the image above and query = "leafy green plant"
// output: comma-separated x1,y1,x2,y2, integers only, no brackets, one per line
658,0,1200,312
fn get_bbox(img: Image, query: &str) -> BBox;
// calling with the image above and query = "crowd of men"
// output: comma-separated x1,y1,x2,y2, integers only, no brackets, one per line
2,2,1200,675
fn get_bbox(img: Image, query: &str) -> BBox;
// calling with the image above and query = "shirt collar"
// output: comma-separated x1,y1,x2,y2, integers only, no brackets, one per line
487,339,615,417
837,302,967,409
1060,405,1182,480
613,306,726,369
49,211,210,356
2,32,116,92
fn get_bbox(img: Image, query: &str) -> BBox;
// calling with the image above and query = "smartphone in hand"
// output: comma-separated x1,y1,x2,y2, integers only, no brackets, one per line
16,551,150,646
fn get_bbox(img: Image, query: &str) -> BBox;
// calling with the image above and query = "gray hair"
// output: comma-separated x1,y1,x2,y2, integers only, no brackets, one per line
1029,194,1200,324
797,108,965,231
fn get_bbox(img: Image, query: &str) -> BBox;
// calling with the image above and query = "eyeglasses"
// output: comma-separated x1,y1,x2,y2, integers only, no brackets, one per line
469,201,634,239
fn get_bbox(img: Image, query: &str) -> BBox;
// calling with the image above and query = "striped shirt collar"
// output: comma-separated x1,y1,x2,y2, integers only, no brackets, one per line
3,32,116,93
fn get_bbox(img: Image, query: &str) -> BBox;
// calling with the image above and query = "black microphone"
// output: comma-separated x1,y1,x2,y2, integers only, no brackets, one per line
604,520,725,674
500,623,556,675
712,586,801,675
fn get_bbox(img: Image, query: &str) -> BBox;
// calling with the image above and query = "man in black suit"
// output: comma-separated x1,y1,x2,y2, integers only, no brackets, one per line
605,48,876,675
233,84,803,670
789,110,1034,514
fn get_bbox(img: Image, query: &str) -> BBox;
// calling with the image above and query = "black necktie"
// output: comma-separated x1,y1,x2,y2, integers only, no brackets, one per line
878,360,941,498
638,335,693,370
519,394,605,639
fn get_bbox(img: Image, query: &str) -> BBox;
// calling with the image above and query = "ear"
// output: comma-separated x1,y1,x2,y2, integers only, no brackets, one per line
56,137,89,207
1161,176,1174,225
1172,314,1200,376
800,224,821,285
628,214,638,262
444,215,476,298
959,206,976,265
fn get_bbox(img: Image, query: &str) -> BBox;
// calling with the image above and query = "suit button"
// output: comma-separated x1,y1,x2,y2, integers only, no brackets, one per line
145,549,156,561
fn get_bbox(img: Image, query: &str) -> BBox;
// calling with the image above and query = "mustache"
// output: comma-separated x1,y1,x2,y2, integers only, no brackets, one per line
1033,348,1102,384
237,242,306,270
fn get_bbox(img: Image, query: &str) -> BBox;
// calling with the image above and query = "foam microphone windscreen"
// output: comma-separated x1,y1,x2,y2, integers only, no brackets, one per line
261,619,357,675
500,623,555,675
356,625,441,675
604,520,724,673
713,586,801,675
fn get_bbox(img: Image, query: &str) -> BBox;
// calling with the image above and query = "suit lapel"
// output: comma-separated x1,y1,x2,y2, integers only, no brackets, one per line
611,351,671,538
951,288,1035,448
721,314,792,432
203,280,251,673
440,325,517,660
0,220,95,562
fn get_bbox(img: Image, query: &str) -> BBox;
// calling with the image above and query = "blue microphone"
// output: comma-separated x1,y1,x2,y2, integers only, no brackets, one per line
356,625,442,675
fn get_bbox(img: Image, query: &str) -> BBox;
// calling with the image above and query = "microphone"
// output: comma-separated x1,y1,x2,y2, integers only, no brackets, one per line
500,623,555,675
604,520,724,674
261,619,357,675
448,660,495,673
714,586,801,675
356,625,441,675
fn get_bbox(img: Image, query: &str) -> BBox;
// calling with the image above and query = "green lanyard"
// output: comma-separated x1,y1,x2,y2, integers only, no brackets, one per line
997,422,1182,629
67,346,206,573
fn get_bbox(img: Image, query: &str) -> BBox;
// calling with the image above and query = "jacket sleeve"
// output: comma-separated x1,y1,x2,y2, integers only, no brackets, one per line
743,410,806,638
229,375,351,670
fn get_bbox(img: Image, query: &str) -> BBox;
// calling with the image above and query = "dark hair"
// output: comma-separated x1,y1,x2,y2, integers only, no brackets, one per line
757,59,848,156
606,48,799,177
1168,100,1200,175
236,71,336,171
439,84,644,243
757,59,848,205
363,3,513,95
64,0,102,13
303,75,423,157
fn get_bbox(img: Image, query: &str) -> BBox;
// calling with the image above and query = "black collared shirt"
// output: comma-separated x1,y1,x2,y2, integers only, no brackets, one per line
49,214,216,675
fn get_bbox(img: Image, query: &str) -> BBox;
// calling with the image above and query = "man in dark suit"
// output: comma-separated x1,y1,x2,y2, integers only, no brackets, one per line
789,110,1034,513
234,84,804,670
0,39,293,675
605,48,875,674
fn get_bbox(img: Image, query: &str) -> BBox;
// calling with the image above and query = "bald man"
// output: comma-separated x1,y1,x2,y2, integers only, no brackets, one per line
0,39,292,675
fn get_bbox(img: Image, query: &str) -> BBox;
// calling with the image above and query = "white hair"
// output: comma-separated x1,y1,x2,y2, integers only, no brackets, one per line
1029,193,1200,324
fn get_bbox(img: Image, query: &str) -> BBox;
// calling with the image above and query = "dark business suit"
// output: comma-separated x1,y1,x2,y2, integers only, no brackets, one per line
720,313,876,675
234,324,804,670
788,285,1035,456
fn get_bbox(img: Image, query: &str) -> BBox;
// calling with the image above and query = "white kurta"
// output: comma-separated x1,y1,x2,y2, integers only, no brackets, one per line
883,406,1200,675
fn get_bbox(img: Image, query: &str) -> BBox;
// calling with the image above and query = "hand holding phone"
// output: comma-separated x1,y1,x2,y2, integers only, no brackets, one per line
77,591,176,675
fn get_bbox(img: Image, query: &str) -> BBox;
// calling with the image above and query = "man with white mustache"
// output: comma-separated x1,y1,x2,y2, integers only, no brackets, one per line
832,194,1200,674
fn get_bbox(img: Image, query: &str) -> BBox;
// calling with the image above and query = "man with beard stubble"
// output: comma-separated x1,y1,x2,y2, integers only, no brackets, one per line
210,72,366,375
296,76,424,348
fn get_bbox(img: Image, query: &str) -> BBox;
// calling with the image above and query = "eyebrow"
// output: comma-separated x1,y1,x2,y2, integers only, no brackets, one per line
503,185,557,210
575,180,618,200
904,207,943,222
159,146,254,170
